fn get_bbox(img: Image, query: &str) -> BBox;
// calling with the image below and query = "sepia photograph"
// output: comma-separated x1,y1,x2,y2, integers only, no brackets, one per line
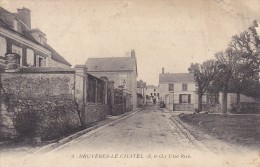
0,0,259,166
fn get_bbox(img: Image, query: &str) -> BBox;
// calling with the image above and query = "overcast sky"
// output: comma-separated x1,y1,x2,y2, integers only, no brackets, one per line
1,0,260,85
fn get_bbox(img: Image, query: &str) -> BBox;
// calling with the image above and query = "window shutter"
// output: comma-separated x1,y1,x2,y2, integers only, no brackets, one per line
188,94,191,104
179,94,181,103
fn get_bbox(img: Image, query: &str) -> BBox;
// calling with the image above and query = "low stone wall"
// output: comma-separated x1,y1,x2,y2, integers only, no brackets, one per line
85,102,108,126
113,104,124,115
0,69,82,140
0,103,16,139
174,104,194,111
202,103,221,113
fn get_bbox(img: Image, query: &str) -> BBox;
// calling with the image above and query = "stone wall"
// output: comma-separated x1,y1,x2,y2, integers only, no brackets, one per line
0,66,118,140
219,92,260,112
113,104,124,115
0,70,82,139
85,102,108,126
1,72,75,100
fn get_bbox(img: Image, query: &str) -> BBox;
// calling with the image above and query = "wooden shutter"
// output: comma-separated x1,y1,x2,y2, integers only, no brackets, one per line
188,94,191,104
179,94,182,104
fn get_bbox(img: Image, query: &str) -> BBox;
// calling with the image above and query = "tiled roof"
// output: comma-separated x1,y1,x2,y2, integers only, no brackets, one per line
44,44,72,66
159,73,194,83
86,57,135,72
0,7,71,67
0,18,10,28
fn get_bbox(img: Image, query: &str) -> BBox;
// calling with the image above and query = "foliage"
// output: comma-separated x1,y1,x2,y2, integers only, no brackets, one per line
1,74,82,140
188,60,220,112
189,60,220,95
14,111,39,138
190,21,260,114
11,98,81,140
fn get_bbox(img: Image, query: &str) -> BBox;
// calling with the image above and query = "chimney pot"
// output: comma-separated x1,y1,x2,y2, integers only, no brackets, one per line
131,49,136,59
17,7,31,29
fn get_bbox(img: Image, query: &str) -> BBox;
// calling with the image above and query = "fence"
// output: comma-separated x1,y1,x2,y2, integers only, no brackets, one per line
87,74,105,103
84,73,108,125
112,89,131,115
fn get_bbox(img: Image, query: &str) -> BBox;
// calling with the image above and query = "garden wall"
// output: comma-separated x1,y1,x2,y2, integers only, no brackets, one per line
85,103,108,126
0,66,111,140
0,68,81,139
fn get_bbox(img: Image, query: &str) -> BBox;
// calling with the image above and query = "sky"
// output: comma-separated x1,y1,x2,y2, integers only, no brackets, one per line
1,0,260,85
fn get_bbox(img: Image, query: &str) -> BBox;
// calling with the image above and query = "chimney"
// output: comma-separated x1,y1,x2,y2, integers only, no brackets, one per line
17,7,31,29
131,49,136,59
162,67,164,74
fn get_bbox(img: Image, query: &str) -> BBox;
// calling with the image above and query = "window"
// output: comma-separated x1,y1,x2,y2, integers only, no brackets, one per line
36,55,45,67
26,49,34,66
154,93,156,96
151,93,153,96
154,89,156,91
179,94,191,104
12,45,22,66
0,37,7,57
157,93,159,96
168,83,174,91
13,19,18,31
182,83,187,91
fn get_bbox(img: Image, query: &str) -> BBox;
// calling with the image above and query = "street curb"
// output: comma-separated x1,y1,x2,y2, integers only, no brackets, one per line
170,116,211,152
34,108,141,154
159,108,211,153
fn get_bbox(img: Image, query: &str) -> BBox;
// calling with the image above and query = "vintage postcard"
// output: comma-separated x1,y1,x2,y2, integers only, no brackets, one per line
0,0,259,166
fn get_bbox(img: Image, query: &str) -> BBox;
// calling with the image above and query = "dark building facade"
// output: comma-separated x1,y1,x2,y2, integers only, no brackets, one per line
0,7,71,70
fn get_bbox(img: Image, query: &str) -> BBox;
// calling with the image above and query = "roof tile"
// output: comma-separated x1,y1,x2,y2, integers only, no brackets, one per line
159,73,194,83
86,57,135,72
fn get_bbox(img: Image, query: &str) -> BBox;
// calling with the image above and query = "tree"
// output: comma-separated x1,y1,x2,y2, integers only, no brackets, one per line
188,60,219,112
230,21,259,73
228,63,256,112
228,23,260,112
215,48,240,114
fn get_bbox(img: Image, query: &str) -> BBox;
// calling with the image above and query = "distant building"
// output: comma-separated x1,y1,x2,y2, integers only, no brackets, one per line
145,85,160,104
85,49,138,109
159,67,197,111
137,80,146,107
0,7,71,70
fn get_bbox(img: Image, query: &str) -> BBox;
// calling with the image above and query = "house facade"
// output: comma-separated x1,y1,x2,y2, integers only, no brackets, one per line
145,85,160,104
0,7,71,70
159,68,198,111
85,50,138,109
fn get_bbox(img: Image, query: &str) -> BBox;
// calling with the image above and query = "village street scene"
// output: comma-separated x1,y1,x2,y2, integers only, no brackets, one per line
0,0,259,167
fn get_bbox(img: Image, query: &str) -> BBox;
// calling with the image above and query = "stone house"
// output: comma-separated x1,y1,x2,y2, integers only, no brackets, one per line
0,7,71,70
145,85,160,104
159,68,197,111
85,50,138,109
